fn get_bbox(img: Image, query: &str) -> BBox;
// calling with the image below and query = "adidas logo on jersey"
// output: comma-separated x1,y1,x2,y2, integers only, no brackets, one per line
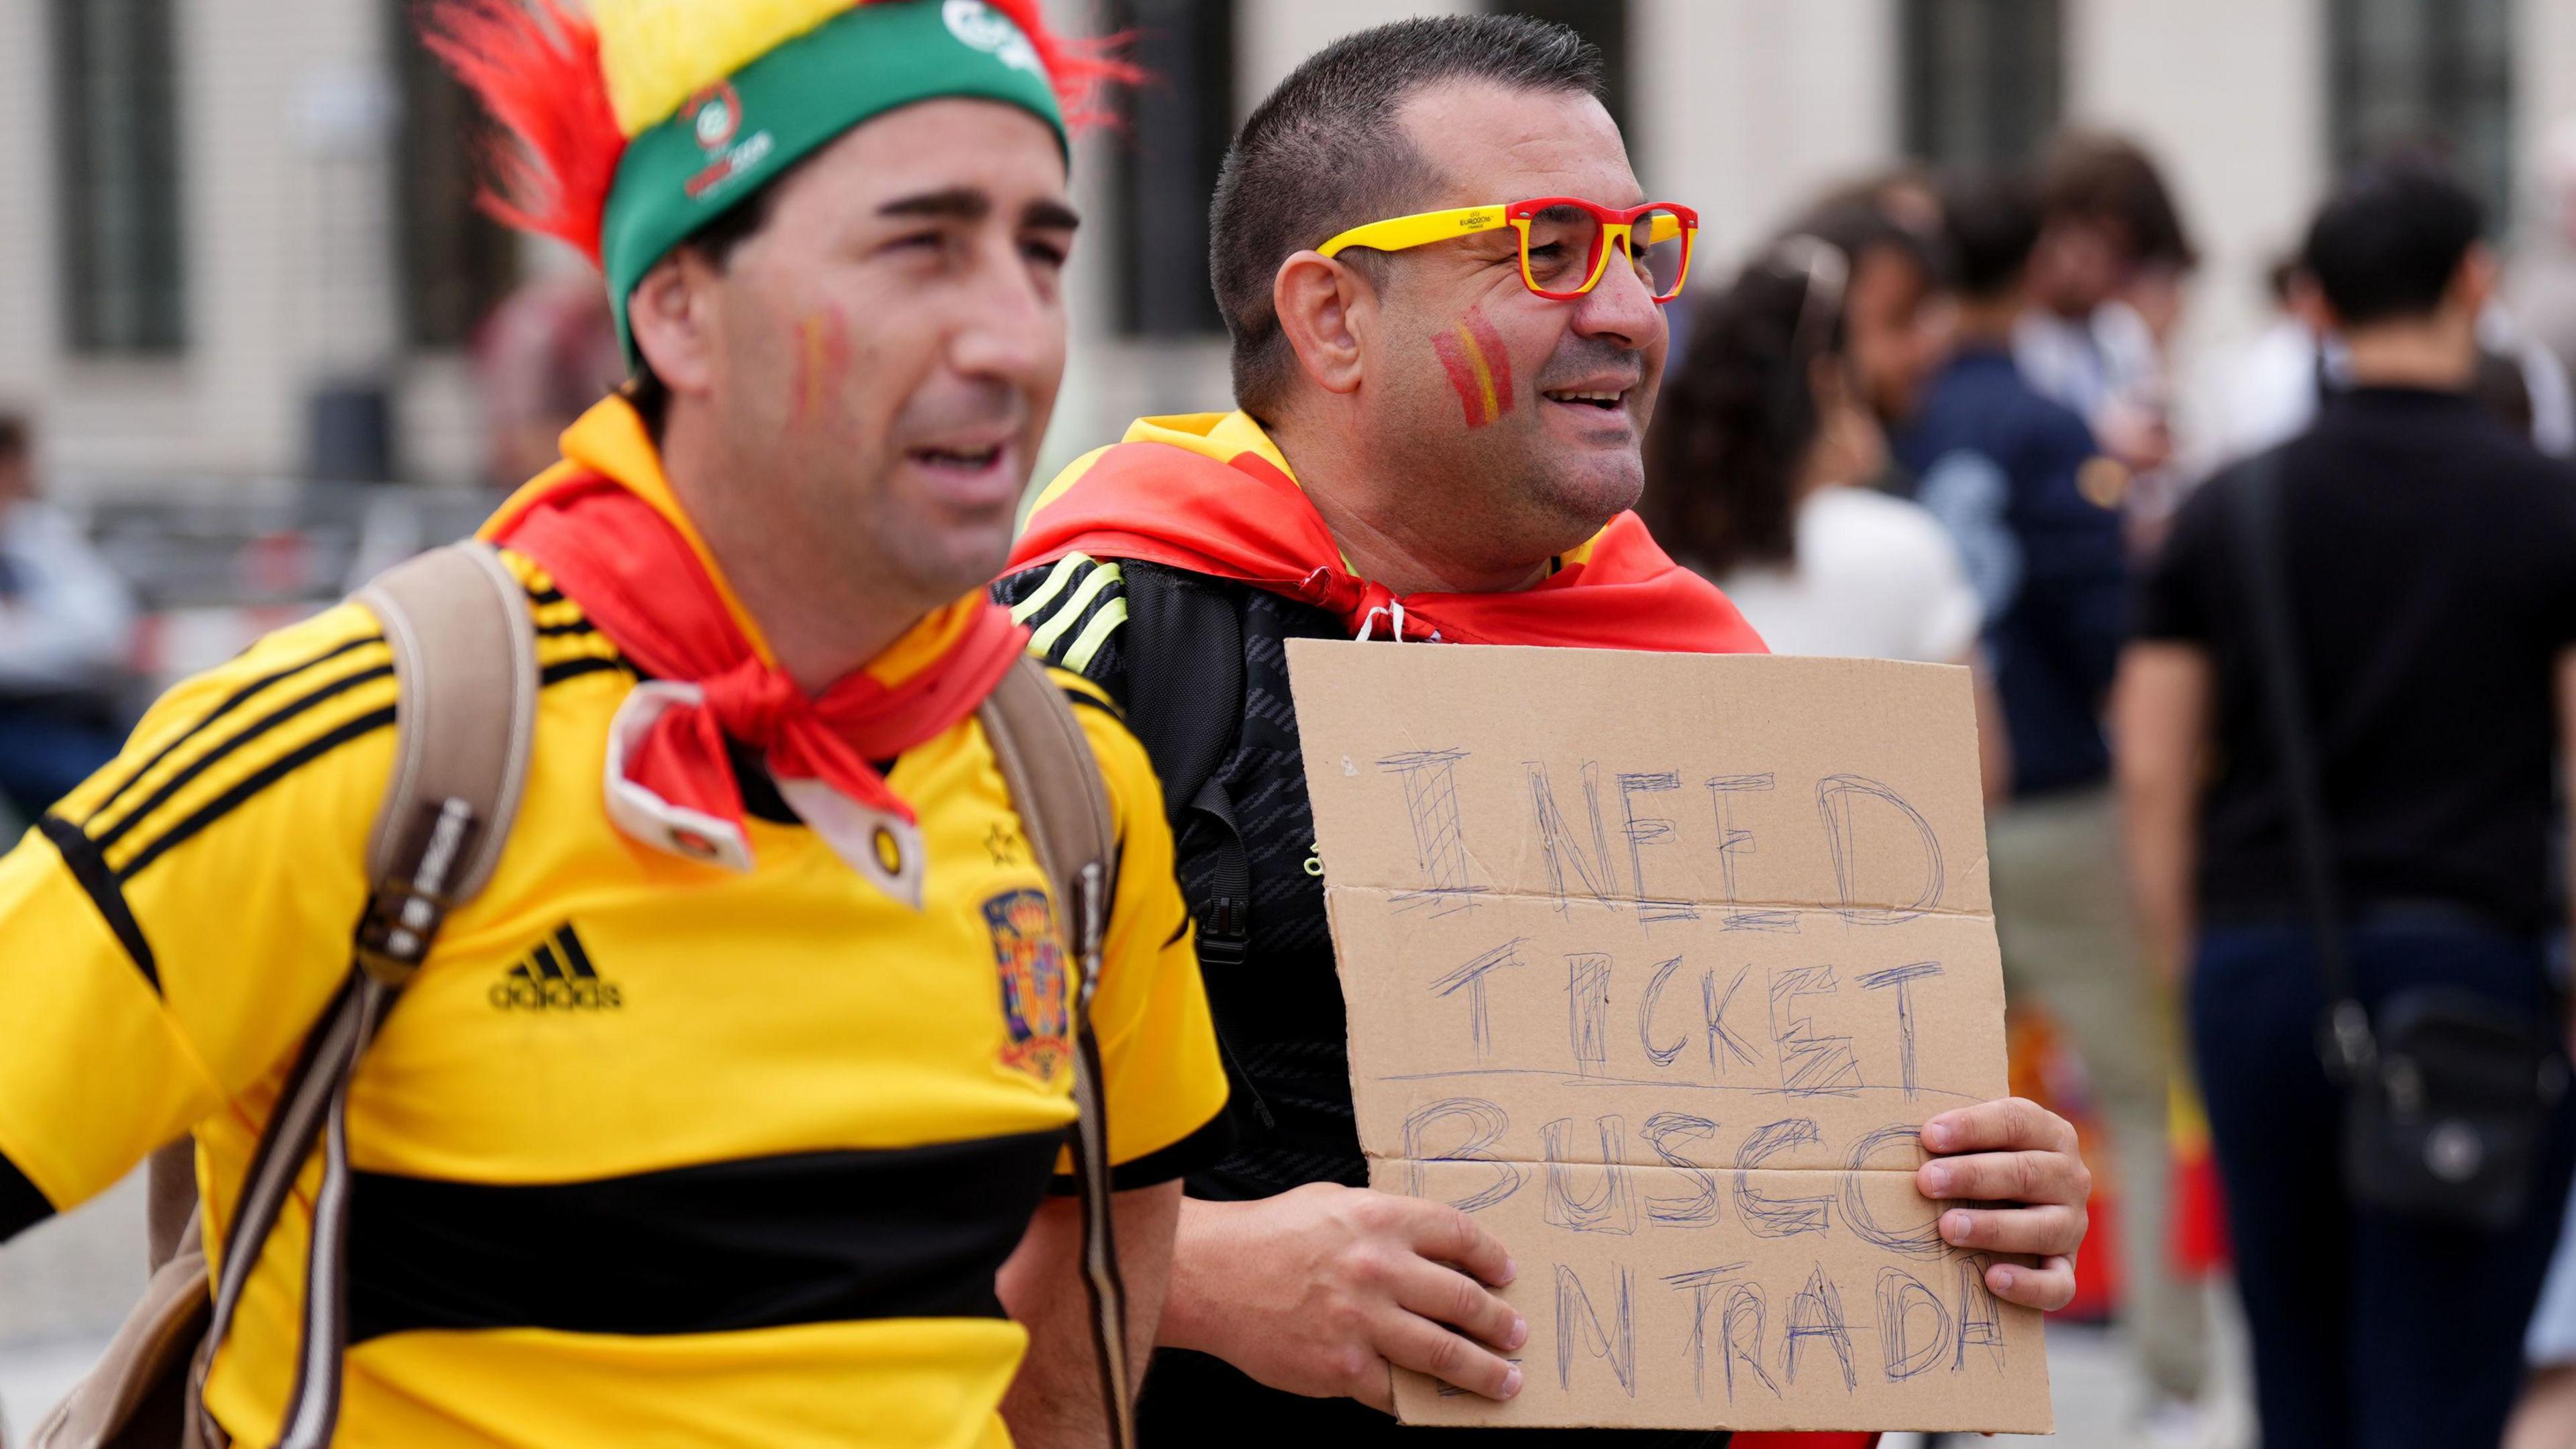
490,924,623,1011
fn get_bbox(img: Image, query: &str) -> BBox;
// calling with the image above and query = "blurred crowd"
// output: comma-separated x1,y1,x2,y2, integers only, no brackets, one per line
1642,137,2576,1449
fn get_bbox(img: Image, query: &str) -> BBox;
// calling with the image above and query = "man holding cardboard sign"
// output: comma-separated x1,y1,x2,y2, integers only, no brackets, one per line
1000,15,2088,1441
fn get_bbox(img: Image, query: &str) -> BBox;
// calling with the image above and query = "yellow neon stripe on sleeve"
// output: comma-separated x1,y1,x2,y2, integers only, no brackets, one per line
1030,562,1123,657
1010,552,1094,626
1060,597,1129,675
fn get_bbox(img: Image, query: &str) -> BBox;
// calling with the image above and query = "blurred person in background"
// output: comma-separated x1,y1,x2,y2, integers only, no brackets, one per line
2208,255,2332,465
474,270,626,489
1900,172,2214,1442
1778,195,1953,451
2019,134,2198,491
2118,160,2576,1449
2214,244,2573,468
2508,115,2576,398
0,413,136,822
347,272,628,588
1640,237,2006,798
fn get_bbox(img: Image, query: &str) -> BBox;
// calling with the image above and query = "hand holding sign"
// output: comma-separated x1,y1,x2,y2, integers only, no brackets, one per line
1288,642,2059,1434
1167,1182,1529,1410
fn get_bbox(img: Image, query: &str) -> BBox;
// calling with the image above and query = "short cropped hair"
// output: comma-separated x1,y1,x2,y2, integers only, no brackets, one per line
1938,171,2043,303
2302,160,2485,327
1209,15,1604,418
2038,131,2199,270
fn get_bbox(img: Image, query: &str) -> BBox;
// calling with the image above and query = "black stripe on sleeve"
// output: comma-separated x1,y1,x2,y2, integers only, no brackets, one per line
105,641,625,886
1051,1110,1235,1196
116,706,400,884
83,634,385,830
541,656,629,687
93,663,395,854
38,816,158,993
0,1150,54,1242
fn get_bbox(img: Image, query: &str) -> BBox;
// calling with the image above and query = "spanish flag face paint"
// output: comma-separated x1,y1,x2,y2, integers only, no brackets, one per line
1430,304,1517,429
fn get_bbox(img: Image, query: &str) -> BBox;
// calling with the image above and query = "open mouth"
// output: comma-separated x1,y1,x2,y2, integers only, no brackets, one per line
1541,388,1629,412
907,444,1006,472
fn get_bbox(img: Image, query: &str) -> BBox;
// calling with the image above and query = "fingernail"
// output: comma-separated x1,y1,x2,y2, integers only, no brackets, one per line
1923,1120,1952,1151
1922,1163,1953,1196
1499,1255,1517,1285
1992,1266,2017,1293
1943,1210,1973,1242
1502,1366,1523,1398
1508,1315,1528,1350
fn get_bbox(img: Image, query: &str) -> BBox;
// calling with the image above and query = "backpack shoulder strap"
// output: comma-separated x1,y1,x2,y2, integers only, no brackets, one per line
976,653,1134,1449
1118,566,1252,968
187,540,540,1449
355,540,541,952
1119,564,1243,819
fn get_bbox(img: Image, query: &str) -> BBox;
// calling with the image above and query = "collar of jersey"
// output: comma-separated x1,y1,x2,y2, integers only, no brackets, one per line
1116,410,1300,484
485,394,980,688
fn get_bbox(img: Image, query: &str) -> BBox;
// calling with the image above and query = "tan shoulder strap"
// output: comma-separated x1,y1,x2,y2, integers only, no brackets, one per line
354,540,540,951
976,655,1134,1449
981,655,1120,912
188,541,541,1449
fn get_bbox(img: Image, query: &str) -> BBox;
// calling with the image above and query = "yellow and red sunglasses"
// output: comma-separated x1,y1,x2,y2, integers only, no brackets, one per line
1318,197,1699,303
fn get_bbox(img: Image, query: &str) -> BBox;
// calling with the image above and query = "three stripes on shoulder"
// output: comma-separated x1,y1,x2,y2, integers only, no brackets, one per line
1010,552,1127,674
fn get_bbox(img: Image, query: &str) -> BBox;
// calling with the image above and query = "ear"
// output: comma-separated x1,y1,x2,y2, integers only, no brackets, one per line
2285,272,2332,337
1808,351,1849,414
2452,241,2502,317
627,250,722,398
1273,251,1377,397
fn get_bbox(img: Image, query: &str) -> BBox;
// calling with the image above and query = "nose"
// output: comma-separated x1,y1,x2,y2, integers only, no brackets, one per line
1570,241,1664,352
949,235,1061,385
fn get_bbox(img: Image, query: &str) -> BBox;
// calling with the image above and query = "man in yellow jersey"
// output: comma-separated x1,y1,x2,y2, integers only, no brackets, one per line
0,3,1226,1446
1001,17,2088,1446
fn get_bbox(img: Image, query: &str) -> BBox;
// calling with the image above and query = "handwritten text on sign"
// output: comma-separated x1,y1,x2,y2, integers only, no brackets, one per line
1287,642,2051,1434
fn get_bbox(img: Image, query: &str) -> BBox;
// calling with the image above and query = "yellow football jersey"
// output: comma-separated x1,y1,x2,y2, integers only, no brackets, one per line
0,540,1226,1447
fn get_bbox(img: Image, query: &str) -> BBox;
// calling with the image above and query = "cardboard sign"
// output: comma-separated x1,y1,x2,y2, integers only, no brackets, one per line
1287,641,2051,1434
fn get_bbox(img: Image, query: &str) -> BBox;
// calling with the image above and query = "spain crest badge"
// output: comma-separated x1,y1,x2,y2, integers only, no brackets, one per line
983,888,1071,1081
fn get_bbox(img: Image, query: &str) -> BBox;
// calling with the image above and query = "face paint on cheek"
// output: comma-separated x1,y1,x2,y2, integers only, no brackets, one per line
788,308,854,429
1429,303,1517,428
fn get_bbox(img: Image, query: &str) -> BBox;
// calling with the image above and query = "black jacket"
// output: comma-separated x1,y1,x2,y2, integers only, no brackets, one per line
996,556,1727,1448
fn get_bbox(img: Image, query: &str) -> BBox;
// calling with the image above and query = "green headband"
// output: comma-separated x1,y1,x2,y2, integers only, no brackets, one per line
602,0,1071,363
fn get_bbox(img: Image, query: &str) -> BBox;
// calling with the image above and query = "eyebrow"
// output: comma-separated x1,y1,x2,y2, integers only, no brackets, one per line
1024,198,1081,232
877,188,1081,231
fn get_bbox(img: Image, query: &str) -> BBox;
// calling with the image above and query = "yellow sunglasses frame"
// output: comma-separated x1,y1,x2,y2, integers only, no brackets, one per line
1316,198,1699,302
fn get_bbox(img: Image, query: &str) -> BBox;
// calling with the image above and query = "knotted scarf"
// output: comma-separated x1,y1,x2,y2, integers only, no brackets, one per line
1010,413,1768,654
484,397,1025,885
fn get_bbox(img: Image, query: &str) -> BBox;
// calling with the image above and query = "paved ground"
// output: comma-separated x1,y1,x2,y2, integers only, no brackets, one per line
0,1174,2254,1446
0,1170,145,1445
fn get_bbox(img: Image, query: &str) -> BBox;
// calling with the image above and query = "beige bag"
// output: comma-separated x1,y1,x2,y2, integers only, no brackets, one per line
32,574,1134,1448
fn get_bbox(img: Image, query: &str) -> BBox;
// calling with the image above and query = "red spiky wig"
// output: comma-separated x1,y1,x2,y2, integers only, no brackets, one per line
417,0,1134,268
